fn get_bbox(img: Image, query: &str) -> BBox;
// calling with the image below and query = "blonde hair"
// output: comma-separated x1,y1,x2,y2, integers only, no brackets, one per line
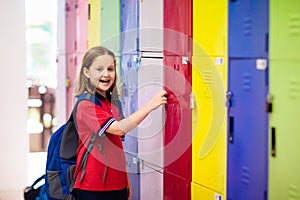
74,46,119,101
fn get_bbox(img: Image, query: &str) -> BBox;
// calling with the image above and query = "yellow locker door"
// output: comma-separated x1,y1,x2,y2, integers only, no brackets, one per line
193,0,227,57
192,56,227,199
192,2,227,199
88,0,100,48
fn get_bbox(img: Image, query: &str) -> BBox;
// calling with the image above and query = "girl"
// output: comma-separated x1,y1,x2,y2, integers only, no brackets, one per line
72,46,167,200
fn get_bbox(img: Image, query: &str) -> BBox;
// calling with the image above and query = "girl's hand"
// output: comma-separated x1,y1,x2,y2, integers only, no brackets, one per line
147,90,168,111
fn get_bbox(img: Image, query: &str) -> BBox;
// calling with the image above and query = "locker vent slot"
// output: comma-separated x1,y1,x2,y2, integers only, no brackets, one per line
288,184,299,200
289,78,299,99
289,14,300,36
203,70,213,84
241,166,250,185
242,73,251,92
243,17,253,37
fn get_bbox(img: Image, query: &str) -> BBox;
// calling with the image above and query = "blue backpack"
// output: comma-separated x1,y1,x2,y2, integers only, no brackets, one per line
44,93,102,200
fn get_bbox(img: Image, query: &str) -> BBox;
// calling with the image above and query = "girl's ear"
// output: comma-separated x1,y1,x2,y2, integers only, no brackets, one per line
83,67,90,79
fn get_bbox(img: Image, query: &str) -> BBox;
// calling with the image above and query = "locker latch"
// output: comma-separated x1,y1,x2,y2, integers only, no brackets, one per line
266,94,273,113
225,91,233,107
190,92,195,109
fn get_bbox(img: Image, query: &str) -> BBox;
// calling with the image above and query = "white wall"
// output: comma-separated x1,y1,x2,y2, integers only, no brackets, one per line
0,0,29,199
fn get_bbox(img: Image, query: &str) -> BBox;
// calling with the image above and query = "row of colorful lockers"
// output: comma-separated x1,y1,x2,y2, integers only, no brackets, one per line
58,0,300,199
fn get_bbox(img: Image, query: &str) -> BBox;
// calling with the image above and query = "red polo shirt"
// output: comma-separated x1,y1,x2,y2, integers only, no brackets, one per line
73,94,128,191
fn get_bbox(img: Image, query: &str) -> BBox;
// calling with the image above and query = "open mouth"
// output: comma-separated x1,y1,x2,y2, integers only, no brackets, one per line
99,79,110,83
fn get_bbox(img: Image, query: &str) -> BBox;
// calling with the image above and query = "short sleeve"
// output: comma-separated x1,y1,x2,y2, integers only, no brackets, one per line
76,100,116,137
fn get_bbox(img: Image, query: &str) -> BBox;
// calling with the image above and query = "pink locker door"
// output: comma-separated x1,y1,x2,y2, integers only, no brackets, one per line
76,0,88,53
164,0,192,56
66,53,85,117
164,55,192,181
66,53,76,117
66,0,77,53
164,171,191,200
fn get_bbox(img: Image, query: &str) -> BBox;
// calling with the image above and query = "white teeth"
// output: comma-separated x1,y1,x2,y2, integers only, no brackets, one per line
100,80,110,83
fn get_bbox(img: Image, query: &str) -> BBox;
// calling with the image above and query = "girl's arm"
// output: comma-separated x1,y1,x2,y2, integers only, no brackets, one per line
106,90,168,136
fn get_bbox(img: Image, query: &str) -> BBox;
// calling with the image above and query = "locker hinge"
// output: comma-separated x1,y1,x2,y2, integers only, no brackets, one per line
226,91,233,107
266,94,273,113
190,92,195,109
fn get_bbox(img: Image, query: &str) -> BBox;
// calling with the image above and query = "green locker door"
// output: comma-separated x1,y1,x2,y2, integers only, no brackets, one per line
100,0,121,81
269,61,300,200
270,0,300,60
269,1,300,199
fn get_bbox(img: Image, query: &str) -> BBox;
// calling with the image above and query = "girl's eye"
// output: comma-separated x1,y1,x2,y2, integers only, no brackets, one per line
108,67,114,71
97,68,104,72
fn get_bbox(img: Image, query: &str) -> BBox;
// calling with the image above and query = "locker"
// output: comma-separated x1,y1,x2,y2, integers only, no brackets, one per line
66,53,84,116
228,0,269,58
76,0,88,53
125,153,140,200
164,0,192,56
164,55,192,180
121,54,139,153
140,161,163,200
227,59,268,200
193,0,227,57
66,0,77,53
100,0,121,81
270,0,300,60
192,56,226,195
269,61,300,200
120,0,139,54
88,0,100,48
164,171,190,200
192,182,223,200
137,54,164,200
100,0,121,54
139,0,163,52
138,54,164,167
120,55,139,200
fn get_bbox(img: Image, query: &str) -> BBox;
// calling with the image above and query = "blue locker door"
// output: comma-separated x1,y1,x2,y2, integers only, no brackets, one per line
121,54,138,153
228,0,269,58
227,59,268,200
120,54,139,200
121,0,139,54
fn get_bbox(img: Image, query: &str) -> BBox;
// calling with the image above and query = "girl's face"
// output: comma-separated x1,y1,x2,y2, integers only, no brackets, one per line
83,54,116,97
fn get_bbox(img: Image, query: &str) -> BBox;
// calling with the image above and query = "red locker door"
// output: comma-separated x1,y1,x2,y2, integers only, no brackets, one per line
164,171,191,200
164,55,192,180
164,0,192,56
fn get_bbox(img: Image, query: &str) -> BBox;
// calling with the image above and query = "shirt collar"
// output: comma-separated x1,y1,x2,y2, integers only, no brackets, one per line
95,92,109,102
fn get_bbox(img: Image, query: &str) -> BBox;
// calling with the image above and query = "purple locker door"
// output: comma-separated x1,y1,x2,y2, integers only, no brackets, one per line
66,0,77,53
164,55,192,181
76,0,88,53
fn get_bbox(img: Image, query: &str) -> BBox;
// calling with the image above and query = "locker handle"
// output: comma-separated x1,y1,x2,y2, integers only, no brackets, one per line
229,116,234,144
271,127,276,157
88,3,90,20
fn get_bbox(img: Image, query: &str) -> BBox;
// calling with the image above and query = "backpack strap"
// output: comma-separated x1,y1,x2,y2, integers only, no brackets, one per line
68,93,102,191
30,174,45,188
